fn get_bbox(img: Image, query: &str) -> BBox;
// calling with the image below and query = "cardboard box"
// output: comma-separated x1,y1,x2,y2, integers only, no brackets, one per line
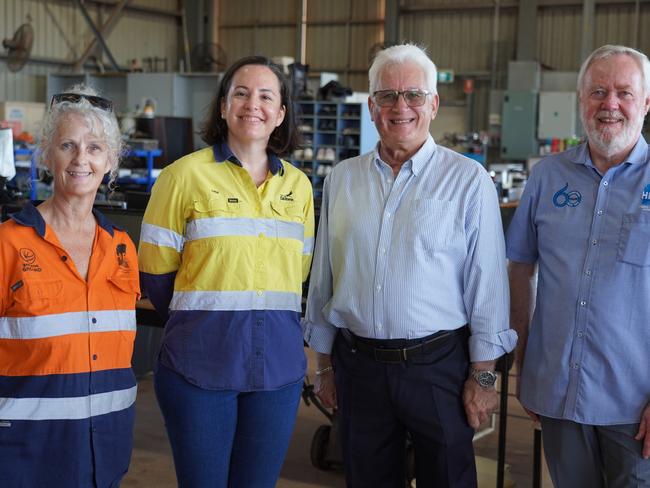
0,101,45,137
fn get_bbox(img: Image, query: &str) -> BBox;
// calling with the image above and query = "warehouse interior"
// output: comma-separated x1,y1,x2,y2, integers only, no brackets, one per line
2,1,648,487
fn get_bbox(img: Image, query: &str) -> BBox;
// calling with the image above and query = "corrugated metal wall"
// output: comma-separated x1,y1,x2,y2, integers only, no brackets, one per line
218,0,298,62
5,1,650,128
397,1,650,130
218,0,383,91
1,0,180,102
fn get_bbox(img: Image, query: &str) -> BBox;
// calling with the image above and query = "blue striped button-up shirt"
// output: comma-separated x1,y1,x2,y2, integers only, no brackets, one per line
304,136,516,361
507,137,650,424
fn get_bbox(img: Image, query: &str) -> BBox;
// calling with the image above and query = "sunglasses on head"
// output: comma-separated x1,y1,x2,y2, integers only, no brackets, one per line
50,93,114,112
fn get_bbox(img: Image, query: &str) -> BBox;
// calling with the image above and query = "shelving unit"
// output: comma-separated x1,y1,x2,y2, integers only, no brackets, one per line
292,100,378,204
117,148,163,192
10,147,162,201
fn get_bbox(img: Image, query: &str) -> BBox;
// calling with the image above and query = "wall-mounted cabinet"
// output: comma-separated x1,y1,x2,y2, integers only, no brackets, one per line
48,72,221,150
47,73,128,113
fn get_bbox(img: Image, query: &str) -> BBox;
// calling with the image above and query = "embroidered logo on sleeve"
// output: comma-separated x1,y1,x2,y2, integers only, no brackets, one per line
552,183,582,208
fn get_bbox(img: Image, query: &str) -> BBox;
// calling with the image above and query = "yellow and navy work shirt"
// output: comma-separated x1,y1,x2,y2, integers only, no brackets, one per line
0,203,139,488
139,143,315,391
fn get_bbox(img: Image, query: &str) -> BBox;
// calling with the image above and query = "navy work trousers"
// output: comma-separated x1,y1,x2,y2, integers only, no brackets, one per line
333,330,477,488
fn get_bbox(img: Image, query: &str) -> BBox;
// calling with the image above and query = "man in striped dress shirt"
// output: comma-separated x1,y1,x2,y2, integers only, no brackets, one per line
304,43,516,487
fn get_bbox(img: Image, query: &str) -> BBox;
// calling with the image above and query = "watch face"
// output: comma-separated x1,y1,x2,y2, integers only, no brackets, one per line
476,370,497,387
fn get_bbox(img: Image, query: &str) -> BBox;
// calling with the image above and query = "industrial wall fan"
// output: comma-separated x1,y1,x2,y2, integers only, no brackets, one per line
190,43,227,72
3,23,34,72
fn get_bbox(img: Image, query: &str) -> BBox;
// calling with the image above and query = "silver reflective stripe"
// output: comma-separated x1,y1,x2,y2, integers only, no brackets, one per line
0,385,137,420
303,236,314,255
0,309,136,340
170,290,301,312
140,222,184,252
185,217,304,243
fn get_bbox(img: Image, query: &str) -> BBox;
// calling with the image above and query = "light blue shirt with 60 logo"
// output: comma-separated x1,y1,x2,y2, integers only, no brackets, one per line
507,136,650,425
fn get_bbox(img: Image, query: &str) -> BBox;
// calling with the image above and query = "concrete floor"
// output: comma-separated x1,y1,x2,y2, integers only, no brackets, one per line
123,355,549,488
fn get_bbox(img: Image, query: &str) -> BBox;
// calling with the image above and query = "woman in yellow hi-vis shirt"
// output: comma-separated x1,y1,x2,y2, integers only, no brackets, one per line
139,56,314,487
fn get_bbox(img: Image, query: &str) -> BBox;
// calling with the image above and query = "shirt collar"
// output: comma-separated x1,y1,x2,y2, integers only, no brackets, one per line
212,141,284,175
573,135,648,168
10,202,117,237
372,135,436,176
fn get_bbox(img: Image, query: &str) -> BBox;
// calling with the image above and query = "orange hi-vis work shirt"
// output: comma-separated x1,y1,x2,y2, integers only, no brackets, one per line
0,203,139,488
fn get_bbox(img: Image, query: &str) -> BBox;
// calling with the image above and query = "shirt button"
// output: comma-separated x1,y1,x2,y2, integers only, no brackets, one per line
257,320,263,326
386,179,392,184
572,363,580,369
61,255,67,262
385,211,391,218
592,239,597,246
377,323,382,330
577,330,584,337
585,269,591,276
603,181,608,186
376,284,382,292
380,248,386,254
580,300,587,306
257,290,263,296
91,317,97,324
597,210,603,216
92,354,98,360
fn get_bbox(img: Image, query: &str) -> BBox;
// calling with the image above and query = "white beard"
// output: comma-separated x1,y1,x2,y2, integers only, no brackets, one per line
581,108,644,159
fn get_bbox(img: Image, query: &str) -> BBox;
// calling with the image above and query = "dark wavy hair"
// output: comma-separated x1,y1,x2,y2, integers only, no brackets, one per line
200,55,300,157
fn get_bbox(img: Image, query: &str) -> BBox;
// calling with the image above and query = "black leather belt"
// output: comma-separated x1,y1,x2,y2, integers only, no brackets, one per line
340,326,468,363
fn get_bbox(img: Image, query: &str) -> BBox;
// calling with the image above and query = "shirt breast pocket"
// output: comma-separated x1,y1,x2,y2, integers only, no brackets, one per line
617,213,650,267
11,278,63,315
271,200,304,254
409,198,454,256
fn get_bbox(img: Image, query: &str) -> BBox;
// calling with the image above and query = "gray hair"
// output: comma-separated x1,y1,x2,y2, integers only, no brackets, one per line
39,84,124,187
368,43,438,95
577,44,650,95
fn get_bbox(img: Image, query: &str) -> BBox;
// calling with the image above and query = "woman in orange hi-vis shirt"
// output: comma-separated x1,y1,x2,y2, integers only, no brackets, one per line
0,86,139,488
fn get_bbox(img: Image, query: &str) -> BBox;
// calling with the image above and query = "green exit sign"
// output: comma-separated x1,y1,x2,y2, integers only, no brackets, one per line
438,70,454,83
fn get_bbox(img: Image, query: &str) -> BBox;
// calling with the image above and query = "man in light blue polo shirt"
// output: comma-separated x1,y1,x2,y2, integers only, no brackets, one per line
508,44,650,487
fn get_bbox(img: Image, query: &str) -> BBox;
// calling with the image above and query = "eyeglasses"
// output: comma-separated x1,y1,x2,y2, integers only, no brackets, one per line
50,93,114,112
373,89,431,108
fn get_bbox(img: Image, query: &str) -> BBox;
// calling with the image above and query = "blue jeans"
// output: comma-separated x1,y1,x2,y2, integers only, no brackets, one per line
154,362,303,488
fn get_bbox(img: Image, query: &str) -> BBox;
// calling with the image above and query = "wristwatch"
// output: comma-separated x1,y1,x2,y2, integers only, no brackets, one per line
470,368,498,389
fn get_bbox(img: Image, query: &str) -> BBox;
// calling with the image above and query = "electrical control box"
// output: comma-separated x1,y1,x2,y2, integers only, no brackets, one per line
538,92,578,139
501,91,538,160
